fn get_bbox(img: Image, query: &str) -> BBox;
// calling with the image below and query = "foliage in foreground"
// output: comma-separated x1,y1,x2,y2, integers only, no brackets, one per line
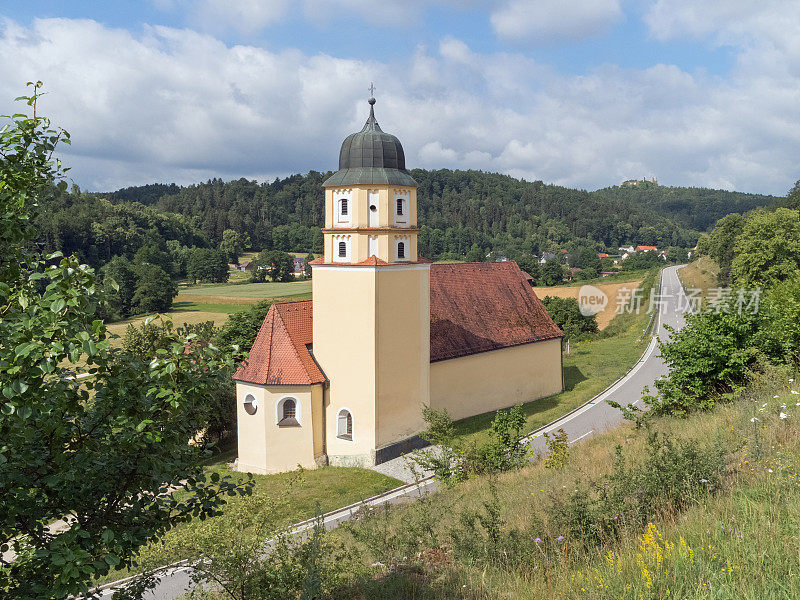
0,84,251,599
643,275,800,417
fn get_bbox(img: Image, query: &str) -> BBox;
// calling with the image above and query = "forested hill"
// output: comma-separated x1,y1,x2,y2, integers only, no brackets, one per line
100,170,777,258
591,181,776,231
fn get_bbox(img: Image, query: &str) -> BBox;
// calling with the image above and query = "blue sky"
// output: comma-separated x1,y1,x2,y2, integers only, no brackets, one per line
1,1,797,195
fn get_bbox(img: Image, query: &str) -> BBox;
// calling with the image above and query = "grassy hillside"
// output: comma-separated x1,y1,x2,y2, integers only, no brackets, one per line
326,365,800,599
93,466,402,586
678,255,720,301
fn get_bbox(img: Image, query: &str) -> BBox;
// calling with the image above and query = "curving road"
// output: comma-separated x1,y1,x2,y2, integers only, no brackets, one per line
525,263,686,453
98,265,687,599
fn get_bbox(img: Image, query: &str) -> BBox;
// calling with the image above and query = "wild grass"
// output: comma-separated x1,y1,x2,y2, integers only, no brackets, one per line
678,255,720,300
326,364,800,599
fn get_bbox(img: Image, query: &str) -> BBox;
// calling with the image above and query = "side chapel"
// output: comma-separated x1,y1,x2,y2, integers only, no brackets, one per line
233,96,564,473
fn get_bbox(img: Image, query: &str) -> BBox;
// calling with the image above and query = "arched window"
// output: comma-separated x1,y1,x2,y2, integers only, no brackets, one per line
397,242,405,259
340,198,348,215
337,409,353,440
276,397,300,426
396,198,403,215
338,241,347,257
282,398,296,420
243,393,258,415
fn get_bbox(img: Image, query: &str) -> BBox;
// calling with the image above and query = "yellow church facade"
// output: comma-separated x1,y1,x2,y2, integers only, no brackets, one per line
233,98,563,474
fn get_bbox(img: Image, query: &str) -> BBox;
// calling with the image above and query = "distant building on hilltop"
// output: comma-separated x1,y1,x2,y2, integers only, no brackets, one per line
621,176,658,187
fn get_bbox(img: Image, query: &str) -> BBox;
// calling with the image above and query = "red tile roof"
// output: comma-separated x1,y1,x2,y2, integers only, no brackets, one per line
635,245,657,252
234,262,563,385
429,262,563,362
233,300,326,386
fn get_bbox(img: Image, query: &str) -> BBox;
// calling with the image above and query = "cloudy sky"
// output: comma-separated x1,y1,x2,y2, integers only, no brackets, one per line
1,1,799,195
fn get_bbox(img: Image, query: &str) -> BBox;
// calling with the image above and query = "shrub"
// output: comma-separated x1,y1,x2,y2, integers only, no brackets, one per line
543,428,570,470
646,298,762,416
412,405,530,484
215,299,273,351
550,431,727,547
542,296,598,339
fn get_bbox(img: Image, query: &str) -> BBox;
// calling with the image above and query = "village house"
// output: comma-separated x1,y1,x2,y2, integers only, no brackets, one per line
232,97,564,474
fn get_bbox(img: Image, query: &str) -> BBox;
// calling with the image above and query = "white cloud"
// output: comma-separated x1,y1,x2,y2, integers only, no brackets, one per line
155,0,458,33
644,1,793,45
302,0,431,27
491,0,623,43
194,0,291,34
1,17,799,195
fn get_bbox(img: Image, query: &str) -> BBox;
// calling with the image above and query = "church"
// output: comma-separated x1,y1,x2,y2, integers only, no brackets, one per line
233,96,564,474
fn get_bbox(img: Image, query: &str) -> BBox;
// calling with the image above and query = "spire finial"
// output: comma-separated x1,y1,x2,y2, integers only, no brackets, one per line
368,81,376,102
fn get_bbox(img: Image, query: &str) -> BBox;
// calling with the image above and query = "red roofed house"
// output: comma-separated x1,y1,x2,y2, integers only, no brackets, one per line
635,245,657,252
233,98,564,474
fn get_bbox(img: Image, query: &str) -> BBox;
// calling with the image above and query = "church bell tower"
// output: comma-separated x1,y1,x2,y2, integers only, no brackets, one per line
311,93,430,466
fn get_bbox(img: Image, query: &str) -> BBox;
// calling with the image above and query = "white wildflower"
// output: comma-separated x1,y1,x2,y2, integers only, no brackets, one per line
750,417,759,422
780,412,788,420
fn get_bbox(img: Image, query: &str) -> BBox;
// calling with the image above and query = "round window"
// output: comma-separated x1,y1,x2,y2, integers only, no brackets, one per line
369,204,377,212
243,393,258,415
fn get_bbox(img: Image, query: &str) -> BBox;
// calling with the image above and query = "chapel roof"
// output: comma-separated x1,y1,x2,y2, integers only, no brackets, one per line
234,262,563,386
428,262,563,362
233,300,326,386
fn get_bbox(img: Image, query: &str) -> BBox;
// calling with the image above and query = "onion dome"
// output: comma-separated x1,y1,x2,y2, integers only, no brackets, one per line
322,97,417,187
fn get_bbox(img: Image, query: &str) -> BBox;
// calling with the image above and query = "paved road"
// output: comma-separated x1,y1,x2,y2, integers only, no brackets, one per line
525,263,686,454
99,266,687,600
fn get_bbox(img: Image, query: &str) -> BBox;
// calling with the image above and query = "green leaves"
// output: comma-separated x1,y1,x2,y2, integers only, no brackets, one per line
0,85,249,599
50,298,66,313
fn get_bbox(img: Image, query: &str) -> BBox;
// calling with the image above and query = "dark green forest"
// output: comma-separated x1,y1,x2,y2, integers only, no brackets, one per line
105,170,775,258
36,171,778,274
592,180,777,231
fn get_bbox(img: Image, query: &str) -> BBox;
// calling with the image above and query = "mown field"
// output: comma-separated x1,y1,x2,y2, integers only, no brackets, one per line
177,280,312,299
532,279,643,329
107,280,313,346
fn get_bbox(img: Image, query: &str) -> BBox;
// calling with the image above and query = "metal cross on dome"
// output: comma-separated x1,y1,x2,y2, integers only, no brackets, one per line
368,82,376,98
